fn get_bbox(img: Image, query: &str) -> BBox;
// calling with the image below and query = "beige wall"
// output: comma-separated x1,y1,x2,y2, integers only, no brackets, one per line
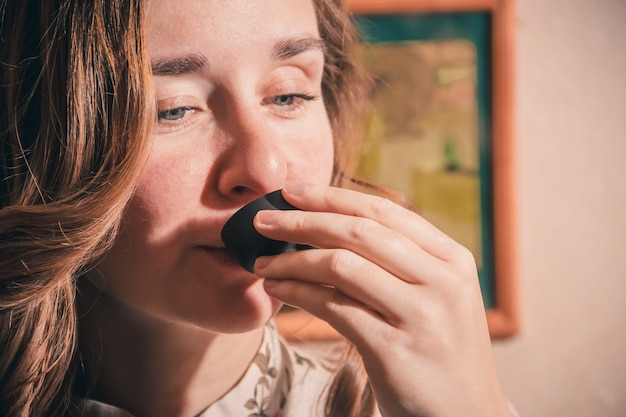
296,1,626,415
492,0,626,416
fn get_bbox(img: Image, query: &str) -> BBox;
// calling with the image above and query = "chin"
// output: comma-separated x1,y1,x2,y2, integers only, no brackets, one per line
199,291,284,335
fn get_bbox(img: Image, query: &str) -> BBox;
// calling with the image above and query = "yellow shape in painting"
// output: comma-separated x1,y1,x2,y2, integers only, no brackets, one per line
412,169,483,268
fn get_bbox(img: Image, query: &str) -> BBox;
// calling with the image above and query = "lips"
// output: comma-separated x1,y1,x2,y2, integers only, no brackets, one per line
197,244,243,269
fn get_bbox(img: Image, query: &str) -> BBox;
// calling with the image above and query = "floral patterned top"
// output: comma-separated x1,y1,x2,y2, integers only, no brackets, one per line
80,322,346,417
199,322,337,417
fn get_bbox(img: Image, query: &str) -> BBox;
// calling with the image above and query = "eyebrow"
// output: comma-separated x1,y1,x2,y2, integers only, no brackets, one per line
272,37,326,60
150,37,325,76
151,53,210,76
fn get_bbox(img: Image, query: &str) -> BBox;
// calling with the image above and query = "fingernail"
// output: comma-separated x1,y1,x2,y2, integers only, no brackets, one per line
263,278,280,290
254,256,271,271
255,210,280,225
283,181,307,196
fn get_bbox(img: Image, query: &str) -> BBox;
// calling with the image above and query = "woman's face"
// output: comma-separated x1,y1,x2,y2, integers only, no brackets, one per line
93,0,333,333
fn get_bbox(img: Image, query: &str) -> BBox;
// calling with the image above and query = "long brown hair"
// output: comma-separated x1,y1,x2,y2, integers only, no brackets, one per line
314,0,371,182
0,0,153,415
1,0,374,415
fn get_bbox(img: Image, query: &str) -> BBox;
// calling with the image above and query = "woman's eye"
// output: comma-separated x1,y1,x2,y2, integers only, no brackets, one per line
271,94,298,106
157,106,195,122
262,93,318,117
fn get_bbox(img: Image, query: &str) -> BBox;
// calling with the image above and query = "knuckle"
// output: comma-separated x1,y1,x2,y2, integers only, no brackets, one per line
323,186,339,206
455,245,477,270
348,217,380,242
438,263,480,308
327,249,359,276
328,289,348,310
443,238,477,270
368,195,396,218
290,212,308,232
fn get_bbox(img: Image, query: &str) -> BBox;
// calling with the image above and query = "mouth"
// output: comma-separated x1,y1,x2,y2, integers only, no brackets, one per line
197,245,244,269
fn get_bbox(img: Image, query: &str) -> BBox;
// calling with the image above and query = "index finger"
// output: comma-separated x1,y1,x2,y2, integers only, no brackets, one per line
281,182,464,263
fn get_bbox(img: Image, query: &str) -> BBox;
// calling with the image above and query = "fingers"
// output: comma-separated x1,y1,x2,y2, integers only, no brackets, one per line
256,248,413,324
253,184,503,417
251,182,476,325
281,182,467,264
250,183,482,346
262,276,391,350
254,208,447,286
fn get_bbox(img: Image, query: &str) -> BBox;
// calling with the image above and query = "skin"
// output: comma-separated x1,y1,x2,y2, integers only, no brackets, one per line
80,0,513,416
82,0,332,416
257,184,512,417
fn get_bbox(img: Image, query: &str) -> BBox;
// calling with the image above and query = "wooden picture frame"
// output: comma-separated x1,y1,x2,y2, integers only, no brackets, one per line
276,0,518,340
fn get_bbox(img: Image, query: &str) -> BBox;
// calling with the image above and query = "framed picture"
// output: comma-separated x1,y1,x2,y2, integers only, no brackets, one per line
276,0,518,339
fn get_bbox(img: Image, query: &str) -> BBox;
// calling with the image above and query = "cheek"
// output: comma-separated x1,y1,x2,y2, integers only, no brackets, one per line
140,147,201,198
136,142,210,213
116,143,213,253
296,140,333,183
292,111,335,183
89,146,211,304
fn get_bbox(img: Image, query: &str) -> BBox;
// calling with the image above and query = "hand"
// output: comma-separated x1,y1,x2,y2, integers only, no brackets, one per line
253,183,512,417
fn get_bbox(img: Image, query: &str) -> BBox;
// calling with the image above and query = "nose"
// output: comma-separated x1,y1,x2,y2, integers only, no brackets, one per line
215,104,289,202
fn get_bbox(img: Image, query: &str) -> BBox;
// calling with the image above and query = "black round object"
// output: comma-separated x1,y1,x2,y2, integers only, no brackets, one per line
220,190,311,272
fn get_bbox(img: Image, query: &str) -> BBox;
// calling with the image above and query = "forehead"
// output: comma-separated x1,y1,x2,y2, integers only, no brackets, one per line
145,0,320,59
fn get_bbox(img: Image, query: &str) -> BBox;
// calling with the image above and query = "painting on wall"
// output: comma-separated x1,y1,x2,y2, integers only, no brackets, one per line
356,35,485,293
276,0,518,339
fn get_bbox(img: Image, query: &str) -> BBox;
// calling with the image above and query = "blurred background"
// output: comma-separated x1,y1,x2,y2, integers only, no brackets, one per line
490,0,625,416
293,0,626,416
